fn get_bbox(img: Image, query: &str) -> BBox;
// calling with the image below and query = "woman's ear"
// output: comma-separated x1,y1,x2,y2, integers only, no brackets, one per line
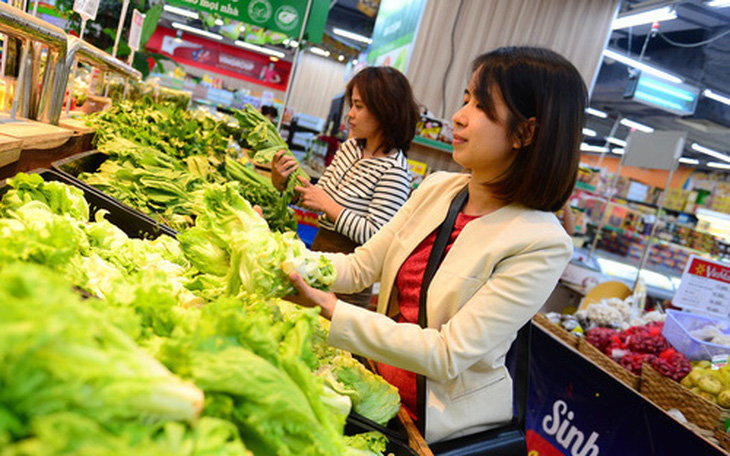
513,117,537,148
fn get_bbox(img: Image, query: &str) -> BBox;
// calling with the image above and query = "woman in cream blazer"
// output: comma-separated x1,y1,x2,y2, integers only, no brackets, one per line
286,46,588,443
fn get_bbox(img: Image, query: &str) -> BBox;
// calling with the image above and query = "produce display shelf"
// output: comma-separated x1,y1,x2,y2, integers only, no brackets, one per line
0,114,73,150
0,168,173,240
0,134,22,168
51,150,177,238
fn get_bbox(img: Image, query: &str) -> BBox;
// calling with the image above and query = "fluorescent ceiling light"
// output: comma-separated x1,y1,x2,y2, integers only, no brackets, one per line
603,48,682,84
309,47,330,57
606,137,627,147
234,40,285,58
164,5,199,19
679,157,700,165
332,27,372,44
171,22,222,41
703,89,730,106
283,39,299,48
612,148,625,155
582,128,597,137
708,162,730,170
708,0,730,8
620,118,654,132
612,6,677,30
691,143,730,162
215,19,224,26
580,143,609,153
586,107,608,118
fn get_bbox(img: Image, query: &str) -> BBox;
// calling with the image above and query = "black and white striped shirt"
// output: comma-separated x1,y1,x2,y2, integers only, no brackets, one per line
317,138,412,245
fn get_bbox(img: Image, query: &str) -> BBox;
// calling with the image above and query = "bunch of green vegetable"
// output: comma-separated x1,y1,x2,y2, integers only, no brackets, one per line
0,173,199,307
0,174,400,455
81,100,298,232
178,182,335,299
234,104,310,197
87,98,242,161
79,137,205,230
0,262,227,452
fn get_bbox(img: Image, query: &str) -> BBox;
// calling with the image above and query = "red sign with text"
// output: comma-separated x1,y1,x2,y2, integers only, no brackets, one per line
146,26,291,91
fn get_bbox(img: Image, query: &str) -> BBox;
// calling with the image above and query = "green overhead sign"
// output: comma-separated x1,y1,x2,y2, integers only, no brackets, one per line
165,0,329,43
366,0,426,72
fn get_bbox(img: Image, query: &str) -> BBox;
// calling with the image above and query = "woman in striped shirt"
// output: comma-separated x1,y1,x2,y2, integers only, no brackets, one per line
272,66,419,308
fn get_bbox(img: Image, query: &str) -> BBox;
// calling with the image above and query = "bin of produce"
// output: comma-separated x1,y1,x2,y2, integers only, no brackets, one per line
1,168,173,239
51,151,177,237
663,309,730,361
345,411,418,456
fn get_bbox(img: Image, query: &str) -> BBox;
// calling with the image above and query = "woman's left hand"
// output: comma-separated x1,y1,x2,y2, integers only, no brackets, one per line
284,272,338,320
295,177,343,220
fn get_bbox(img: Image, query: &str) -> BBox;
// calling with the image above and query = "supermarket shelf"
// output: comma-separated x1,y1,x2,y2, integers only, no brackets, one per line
412,135,453,153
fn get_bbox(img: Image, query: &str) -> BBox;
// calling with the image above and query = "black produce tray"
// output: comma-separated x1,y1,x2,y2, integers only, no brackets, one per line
345,412,418,456
0,168,173,240
51,151,177,238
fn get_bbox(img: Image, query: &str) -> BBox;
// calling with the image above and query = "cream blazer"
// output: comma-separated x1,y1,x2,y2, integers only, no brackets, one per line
325,172,573,443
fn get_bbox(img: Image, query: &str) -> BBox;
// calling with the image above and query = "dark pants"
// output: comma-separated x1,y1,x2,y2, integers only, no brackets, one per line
311,227,373,308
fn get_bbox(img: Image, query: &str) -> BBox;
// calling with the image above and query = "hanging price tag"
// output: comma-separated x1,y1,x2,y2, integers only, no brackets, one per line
73,0,100,21
674,255,730,319
128,9,145,52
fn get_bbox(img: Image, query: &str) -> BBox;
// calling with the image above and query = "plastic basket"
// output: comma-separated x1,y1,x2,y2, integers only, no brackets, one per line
663,309,730,361
0,169,172,240
52,151,177,238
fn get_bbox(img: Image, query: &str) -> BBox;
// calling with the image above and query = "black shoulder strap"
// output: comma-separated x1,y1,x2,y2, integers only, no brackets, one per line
418,186,469,328
514,322,531,431
416,186,468,434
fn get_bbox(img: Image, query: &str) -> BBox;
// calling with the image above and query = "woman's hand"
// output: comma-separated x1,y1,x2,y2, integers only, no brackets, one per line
271,150,299,192
295,177,343,221
284,272,338,320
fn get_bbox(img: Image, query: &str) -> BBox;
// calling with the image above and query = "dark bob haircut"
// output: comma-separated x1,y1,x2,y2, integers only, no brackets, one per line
345,66,419,155
470,46,587,212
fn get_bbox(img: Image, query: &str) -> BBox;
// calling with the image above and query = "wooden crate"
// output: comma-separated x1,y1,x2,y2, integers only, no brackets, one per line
641,363,727,432
577,337,641,390
532,313,580,349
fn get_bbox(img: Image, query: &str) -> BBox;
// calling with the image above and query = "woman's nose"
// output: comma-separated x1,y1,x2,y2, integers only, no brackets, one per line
452,107,466,127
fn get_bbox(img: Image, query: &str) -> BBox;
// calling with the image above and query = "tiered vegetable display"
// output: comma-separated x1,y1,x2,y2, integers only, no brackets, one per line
82,99,297,232
0,173,401,455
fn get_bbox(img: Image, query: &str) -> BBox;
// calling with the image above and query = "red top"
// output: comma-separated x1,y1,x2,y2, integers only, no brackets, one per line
377,212,480,422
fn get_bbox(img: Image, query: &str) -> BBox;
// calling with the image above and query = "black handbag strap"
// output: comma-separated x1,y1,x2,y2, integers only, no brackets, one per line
513,322,531,431
416,186,469,434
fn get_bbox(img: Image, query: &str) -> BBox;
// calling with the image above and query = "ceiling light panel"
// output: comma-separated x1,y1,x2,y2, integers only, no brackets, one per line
620,118,654,132
708,162,730,170
703,89,730,106
332,27,372,44
171,22,222,41
234,40,285,58
164,5,199,19
612,6,677,30
586,107,608,118
691,143,730,162
603,48,683,84
679,157,700,165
